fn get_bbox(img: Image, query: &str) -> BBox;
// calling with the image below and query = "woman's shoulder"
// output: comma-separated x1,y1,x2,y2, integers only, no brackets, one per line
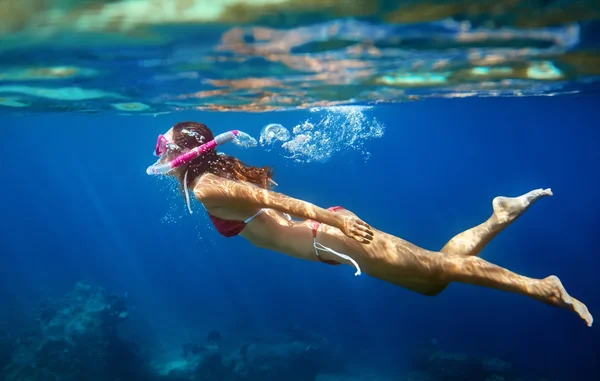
193,173,224,204
197,172,256,188
194,172,239,193
197,172,220,183
196,172,233,187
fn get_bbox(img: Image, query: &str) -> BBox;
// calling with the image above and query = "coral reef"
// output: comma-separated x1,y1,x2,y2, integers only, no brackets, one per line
0,282,151,381
0,330,16,373
409,340,557,381
0,282,560,381
413,348,512,380
0,281,339,381
158,326,336,381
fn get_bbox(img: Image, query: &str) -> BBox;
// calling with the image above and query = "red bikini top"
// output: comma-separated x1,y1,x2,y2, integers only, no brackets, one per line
206,208,266,238
207,212,247,237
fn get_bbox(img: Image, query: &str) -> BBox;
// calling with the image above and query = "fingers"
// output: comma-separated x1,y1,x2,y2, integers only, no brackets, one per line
342,216,374,244
356,219,371,229
349,220,374,244
354,236,373,244
352,228,373,241
355,219,373,235
350,230,372,238
356,222,372,234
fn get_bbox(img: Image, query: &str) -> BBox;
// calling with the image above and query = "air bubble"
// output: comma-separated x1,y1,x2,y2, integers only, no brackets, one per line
259,123,291,147
232,131,258,148
278,106,385,163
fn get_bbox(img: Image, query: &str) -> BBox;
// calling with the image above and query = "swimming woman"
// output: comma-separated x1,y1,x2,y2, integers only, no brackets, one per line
146,121,593,327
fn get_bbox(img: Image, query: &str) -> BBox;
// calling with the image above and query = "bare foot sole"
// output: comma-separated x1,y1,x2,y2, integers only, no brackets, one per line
545,275,593,327
492,188,553,224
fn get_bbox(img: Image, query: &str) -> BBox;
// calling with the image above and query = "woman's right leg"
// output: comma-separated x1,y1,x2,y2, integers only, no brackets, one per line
441,188,553,257
434,252,593,326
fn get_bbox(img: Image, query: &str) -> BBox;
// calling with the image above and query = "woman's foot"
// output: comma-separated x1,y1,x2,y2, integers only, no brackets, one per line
544,275,593,327
492,188,553,224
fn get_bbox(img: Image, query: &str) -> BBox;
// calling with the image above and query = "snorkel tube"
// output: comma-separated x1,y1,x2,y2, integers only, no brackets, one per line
146,130,239,175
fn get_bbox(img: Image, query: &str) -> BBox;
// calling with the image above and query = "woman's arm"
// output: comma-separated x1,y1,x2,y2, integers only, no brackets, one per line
194,174,373,243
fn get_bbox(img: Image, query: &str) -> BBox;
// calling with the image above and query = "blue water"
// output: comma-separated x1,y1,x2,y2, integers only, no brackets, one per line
2,96,599,380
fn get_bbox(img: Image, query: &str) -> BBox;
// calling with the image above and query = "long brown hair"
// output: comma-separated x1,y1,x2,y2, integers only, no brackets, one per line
170,121,273,191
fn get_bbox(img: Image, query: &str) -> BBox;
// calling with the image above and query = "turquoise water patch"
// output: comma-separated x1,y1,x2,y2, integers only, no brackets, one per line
0,66,97,81
471,66,513,76
0,86,123,100
112,102,151,111
527,61,563,80
377,73,449,86
0,96,28,107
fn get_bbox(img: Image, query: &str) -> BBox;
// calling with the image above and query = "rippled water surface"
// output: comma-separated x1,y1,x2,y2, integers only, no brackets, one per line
0,0,599,114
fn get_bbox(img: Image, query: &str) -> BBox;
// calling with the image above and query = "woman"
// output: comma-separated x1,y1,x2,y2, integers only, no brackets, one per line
147,121,592,327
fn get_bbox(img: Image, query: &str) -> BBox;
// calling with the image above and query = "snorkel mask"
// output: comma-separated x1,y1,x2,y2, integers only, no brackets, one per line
146,130,239,175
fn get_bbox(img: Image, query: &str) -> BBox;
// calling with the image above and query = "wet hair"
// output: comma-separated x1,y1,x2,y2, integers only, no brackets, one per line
170,121,273,190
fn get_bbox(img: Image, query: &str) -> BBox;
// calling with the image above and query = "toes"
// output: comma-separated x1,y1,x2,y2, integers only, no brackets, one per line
531,188,553,199
572,299,593,327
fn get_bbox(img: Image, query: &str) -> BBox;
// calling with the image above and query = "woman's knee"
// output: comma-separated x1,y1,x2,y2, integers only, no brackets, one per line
428,252,464,283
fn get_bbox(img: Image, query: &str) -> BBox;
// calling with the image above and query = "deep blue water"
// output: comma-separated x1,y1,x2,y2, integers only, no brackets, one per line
2,96,599,380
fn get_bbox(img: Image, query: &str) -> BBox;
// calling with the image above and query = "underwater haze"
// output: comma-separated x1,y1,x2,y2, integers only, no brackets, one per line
1,1,600,381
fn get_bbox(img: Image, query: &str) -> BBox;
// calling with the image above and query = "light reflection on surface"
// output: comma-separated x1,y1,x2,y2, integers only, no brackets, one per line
0,0,598,113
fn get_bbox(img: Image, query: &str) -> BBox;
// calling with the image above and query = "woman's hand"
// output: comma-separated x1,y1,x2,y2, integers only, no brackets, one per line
339,215,374,244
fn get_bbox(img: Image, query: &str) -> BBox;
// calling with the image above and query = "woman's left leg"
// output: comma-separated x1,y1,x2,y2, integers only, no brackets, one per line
441,188,552,257
425,188,553,296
